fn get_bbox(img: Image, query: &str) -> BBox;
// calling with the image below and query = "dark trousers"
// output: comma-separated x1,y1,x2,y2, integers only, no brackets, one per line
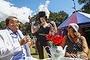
36,40,51,59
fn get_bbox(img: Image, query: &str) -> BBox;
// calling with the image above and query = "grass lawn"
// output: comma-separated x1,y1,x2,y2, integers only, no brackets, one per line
30,45,48,59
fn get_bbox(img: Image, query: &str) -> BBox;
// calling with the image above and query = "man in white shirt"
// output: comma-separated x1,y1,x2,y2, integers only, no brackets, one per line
0,16,38,60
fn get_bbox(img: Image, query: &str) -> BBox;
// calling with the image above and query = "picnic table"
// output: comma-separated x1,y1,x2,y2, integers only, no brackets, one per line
43,57,85,60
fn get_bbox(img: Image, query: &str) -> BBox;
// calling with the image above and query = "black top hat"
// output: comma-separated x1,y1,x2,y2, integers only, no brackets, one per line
39,11,46,18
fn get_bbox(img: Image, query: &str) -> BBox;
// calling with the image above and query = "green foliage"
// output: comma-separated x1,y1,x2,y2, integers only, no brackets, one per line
48,11,68,26
0,10,68,36
78,0,90,4
78,0,90,14
81,4,90,14
29,11,68,27
0,21,6,29
20,22,31,35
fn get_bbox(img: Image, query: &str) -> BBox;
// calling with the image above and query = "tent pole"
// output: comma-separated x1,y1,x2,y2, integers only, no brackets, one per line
72,0,76,12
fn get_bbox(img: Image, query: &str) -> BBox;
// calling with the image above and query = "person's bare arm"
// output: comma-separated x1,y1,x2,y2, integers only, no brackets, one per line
63,36,69,57
19,36,32,46
61,36,67,48
50,21,57,33
81,36,89,56
63,36,71,57
31,22,40,34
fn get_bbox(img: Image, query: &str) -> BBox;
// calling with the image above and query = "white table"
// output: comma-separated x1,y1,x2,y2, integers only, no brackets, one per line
60,57,85,60
43,57,85,60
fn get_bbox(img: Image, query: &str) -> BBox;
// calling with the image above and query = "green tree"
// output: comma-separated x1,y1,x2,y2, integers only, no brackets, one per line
0,11,68,36
58,11,68,23
49,11,68,26
78,0,90,13
28,11,68,27
78,0,90,4
0,21,6,29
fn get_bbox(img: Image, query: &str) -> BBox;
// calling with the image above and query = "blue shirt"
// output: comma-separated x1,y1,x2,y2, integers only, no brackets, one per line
0,28,37,60
6,28,27,60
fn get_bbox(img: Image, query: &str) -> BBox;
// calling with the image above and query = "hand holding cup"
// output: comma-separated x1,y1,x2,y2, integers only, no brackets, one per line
20,35,32,45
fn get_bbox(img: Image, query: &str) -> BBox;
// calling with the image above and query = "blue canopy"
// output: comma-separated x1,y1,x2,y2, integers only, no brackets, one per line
58,11,90,28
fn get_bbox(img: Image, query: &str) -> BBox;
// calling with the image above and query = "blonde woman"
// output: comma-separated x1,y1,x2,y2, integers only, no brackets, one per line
62,23,88,59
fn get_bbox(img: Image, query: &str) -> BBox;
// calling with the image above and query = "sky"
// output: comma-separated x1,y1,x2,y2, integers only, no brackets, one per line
0,0,83,23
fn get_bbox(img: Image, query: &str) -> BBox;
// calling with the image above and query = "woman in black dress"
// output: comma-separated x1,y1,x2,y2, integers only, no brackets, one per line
31,11,57,59
62,23,88,59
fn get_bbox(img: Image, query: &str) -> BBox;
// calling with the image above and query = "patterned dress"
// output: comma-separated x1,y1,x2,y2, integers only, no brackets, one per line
65,36,83,54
